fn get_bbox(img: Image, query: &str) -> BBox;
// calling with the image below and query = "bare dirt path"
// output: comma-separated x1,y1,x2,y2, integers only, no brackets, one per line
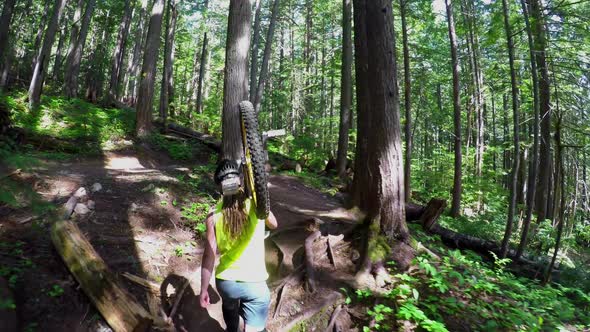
0,146,353,331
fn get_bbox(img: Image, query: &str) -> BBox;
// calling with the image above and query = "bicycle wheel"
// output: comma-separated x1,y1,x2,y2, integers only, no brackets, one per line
239,101,270,219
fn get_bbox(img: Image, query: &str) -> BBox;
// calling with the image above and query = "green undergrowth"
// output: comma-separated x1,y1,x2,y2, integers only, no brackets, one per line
147,133,203,161
2,90,135,154
175,163,218,236
350,224,590,331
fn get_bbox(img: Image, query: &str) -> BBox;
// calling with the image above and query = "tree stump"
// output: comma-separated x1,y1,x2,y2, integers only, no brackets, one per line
420,198,447,231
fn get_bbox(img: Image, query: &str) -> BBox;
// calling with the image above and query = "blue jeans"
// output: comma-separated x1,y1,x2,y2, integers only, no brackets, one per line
216,279,270,332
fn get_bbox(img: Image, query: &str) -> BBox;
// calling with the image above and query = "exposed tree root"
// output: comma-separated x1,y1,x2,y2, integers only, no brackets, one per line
279,292,343,332
325,304,343,332
305,230,322,293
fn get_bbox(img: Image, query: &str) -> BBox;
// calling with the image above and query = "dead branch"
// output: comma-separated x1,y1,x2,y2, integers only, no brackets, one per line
326,237,337,269
325,304,342,332
122,272,160,294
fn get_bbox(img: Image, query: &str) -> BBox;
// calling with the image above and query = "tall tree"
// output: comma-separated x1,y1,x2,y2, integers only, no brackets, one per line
221,0,252,161
336,0,353,179
28,0,68,108
445,0,462,217
353,0,407,239
136,0,166,138
249,0,262,99
195,0,210,115
400,0,412,200
532,0,552,223
108,0,134,103
516,0,540,260
64,0,96,98
0,0,17,88
159,0,178,124
500,0,521,258
252,0,280,113
125,0,148,105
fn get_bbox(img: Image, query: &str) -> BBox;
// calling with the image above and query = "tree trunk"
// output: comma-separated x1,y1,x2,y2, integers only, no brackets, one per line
52,24,68,81
108,0,133,103
335,0,353,180
28,0,68,108
195,0,210,115
400,0,412,200
136,0,166,138
354,0,408,241
350,0,371,212
29,0,51,78
445,0,462,218
249,0,262,100
532,0,552,223
252,0,280,114
125,1,148,105
159,0,178,125
0,0,17,85
221,0,252,161
500,0,521,258
64,0,96,98
544,115,564,284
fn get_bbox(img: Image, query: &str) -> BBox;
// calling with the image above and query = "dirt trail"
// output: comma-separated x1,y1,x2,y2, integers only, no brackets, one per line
0,146,352,331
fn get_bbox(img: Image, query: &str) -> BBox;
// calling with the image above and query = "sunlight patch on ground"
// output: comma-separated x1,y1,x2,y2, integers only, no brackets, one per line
105,155,146,171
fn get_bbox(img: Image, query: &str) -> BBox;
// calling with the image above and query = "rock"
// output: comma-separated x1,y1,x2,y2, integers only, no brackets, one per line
91,183,103,192
74,203,90,215
74,187,87,199
130,203,139,212
87,200,95,210
351,249,360,262
295,163,302,173
141,184,155,192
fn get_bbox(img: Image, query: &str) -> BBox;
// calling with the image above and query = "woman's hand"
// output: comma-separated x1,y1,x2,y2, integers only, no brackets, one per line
199,290,210,308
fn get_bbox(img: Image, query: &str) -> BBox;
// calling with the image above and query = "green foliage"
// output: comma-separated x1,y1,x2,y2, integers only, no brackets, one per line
3,91,135,153
148,134,193,160
0,241,35,289
46,285,64,298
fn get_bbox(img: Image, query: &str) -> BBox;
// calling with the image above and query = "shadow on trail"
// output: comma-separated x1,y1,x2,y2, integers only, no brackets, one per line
161,274,224,332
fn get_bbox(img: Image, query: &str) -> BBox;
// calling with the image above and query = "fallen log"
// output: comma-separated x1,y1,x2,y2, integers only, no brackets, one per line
51,193,153,331
154,121,221,152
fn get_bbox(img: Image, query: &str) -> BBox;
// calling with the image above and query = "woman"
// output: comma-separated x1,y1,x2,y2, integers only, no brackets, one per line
199,159,278,332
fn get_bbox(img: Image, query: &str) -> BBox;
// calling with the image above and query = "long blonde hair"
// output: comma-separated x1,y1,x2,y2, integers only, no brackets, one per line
221,188,248,240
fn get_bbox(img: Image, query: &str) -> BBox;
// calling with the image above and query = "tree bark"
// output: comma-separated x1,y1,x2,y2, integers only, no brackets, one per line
532,0,552,223
64,0,96,98
28,0,68,108
108,0,134,103
353,0,408,241
195,0,210,115
400,0,412,200
0,0,17,84
221,0,252,161
351,0,371,212
445,0,462,217
336,0,353,180
159,0,178,125
136,0,166,138
253,0,280,114
249,0,262,100
125,1,148,105
500,0,521,258
52,24,68,81
29,0,51,78
544,115,564,284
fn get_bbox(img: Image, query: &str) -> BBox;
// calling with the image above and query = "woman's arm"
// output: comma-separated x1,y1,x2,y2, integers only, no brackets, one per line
265,210,278,229
199,212,217,308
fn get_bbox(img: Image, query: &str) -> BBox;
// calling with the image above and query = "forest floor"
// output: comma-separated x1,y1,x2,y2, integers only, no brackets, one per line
0,138,360,331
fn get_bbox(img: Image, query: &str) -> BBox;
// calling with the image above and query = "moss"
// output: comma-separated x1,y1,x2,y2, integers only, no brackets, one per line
368,217,391,262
